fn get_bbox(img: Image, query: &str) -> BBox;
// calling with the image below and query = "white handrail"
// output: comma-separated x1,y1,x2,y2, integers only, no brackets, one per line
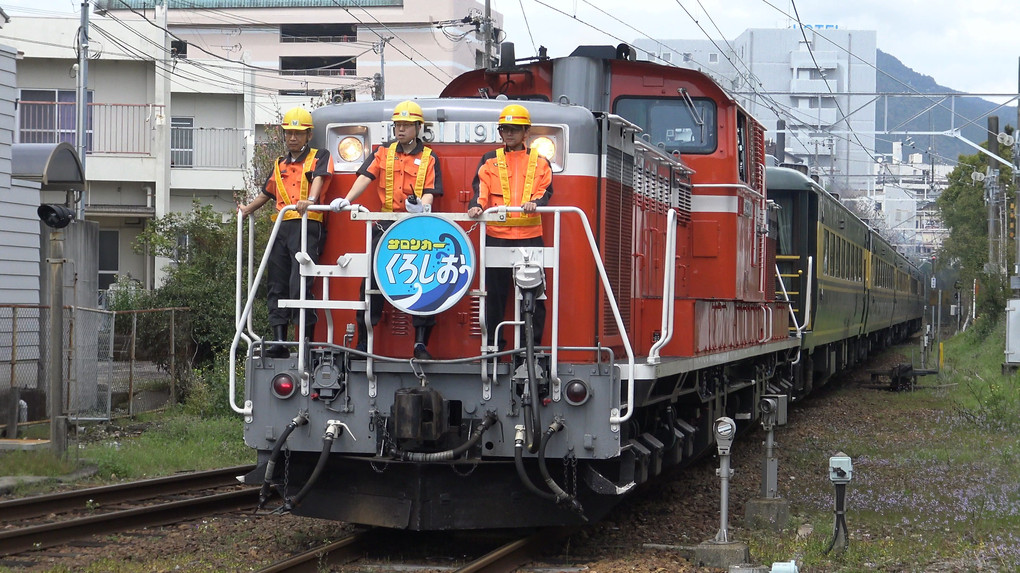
647,208,678,364
775,263,802,335
477,205,636,425
232,205,636,427
229,206,293,415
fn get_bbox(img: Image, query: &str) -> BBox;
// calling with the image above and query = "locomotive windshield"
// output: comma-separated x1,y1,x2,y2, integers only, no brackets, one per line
614,96,717,154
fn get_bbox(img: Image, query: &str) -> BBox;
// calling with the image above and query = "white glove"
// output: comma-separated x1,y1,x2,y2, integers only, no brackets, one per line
329,197,350,212
404,197,425,213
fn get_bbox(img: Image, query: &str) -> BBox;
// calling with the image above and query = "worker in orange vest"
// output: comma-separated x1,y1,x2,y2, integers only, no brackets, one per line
240,106,333,357
331,100,443,359
468,103,553,350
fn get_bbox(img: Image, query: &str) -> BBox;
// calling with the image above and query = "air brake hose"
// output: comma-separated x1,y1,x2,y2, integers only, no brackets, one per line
513,425,557,501
257,411,308,510
401,412,499,461
522,290,542,454
538,420,586,519
283,421,342,512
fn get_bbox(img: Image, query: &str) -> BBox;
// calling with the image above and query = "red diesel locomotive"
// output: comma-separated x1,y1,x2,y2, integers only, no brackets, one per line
231,44,917,530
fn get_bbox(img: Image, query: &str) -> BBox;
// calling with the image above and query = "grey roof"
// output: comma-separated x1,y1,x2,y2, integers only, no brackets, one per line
12,142,86,190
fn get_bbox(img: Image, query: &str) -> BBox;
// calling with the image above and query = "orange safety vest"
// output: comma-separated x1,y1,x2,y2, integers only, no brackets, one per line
272,149,324,222
382,142,433,212
490,147,541,228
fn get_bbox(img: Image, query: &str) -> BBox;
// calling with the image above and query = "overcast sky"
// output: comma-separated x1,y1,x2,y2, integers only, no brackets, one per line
2,0,1017,96
494,0,1019,97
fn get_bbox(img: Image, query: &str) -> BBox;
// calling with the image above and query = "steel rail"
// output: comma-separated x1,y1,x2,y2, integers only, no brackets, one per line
454,527,579,573
0,488,257,555
0,464,254,521
252,531,370,573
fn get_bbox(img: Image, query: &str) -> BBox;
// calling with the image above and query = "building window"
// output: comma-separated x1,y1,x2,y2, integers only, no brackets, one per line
18,89,94,148
98,230,119,291
709,53,719,63
171,117,194,168
280,56,356,76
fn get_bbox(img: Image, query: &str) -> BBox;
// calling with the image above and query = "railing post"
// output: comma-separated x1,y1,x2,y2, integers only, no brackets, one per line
9,307,17,390
129,312,136,417
170,308,176,404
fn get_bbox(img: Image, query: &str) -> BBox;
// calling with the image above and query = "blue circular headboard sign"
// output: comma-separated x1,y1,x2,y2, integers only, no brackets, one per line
374,215,476,316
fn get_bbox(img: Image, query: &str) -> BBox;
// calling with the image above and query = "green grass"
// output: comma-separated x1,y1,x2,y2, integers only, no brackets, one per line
746,317,1020,571
81,413,253,480
0,409,253,494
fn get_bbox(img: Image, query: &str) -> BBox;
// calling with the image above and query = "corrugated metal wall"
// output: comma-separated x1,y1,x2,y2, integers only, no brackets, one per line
0,44,41,308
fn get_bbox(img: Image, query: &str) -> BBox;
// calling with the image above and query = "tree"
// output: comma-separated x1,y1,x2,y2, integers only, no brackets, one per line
935,143,1015,324
134,201,269,366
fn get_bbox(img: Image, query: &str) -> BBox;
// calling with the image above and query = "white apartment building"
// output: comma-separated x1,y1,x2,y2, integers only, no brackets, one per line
872,142,952,260
1,0,497,291
635,27,877,195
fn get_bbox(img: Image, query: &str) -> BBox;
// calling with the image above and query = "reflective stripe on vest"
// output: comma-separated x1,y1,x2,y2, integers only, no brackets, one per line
273,149,324,222
383,142,433,212
491,147,541,227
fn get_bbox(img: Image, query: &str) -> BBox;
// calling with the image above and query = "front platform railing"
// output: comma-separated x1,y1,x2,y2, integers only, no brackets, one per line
230,204,669,427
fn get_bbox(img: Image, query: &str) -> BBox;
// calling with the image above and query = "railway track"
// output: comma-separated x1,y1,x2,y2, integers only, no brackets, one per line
252,526,580,573
0,465,257,556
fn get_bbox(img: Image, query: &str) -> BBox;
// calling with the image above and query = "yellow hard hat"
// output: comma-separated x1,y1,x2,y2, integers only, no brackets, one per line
498,104,531,126
282,107,313,131
392,100,424,123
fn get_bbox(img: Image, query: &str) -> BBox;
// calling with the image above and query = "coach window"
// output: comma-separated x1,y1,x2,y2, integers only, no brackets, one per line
614,96,717,154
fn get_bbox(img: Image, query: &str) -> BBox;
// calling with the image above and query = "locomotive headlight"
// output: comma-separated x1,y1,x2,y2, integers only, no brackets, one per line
336,136,364,162
564,379,591,406
271,372,298,399
530,136,556,160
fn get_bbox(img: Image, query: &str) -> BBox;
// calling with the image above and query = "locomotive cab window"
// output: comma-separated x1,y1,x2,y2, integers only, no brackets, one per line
614,96,717,154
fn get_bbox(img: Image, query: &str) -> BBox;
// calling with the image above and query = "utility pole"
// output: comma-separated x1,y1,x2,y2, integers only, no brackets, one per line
988,116,1000,272
372,37,391,100
75,0,89,219
483,0,492,69
1015,56,1020,281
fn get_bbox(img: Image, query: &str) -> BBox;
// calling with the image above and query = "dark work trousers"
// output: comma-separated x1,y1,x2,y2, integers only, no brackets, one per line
357,224,436,334
268,218,325,328
485,235,545,348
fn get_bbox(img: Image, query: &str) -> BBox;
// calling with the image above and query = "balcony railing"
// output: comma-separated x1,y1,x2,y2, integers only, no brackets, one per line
281,68,357,76
171,127,248,169
18,101,161,155
17,102,248,169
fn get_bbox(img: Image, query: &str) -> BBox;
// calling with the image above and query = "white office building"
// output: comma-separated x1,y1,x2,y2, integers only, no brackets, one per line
635,26,877,195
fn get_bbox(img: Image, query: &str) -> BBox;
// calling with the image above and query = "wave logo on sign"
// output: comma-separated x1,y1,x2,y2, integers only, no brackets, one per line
374,215,475,316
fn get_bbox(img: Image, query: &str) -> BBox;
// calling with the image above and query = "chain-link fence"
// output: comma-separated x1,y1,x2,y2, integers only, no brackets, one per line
109,308,192,416
0,305,191,429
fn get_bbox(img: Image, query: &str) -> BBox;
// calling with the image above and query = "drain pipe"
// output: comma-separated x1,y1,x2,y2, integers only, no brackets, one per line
401,412,498,462
257,411,308,510
514,261,546,454
522,291,542,453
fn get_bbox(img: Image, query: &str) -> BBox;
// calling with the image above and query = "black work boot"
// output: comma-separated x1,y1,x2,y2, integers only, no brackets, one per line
413,325,432,360
265,324,290,358
355,322,368,352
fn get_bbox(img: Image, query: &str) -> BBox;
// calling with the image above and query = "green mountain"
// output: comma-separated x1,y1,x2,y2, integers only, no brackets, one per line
876,50,1017,165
